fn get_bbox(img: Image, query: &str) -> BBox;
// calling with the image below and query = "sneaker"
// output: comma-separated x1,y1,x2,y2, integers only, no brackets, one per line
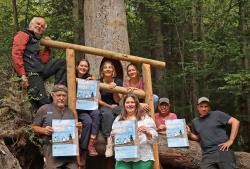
88,138,98,156
105,137,113,157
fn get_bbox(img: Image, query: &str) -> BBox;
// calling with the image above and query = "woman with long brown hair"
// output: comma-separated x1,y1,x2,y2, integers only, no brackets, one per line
112,93,158,169
123,63,159,110
76,58,100,166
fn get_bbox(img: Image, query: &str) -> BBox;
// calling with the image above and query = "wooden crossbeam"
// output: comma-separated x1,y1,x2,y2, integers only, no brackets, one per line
41,39,166,69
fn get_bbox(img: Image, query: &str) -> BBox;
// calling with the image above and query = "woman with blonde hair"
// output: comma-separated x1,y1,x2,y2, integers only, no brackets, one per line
99,60,123,140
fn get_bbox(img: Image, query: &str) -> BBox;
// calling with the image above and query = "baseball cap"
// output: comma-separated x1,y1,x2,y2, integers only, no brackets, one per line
52,84,68,93
198,97,210,104
159,97,170,105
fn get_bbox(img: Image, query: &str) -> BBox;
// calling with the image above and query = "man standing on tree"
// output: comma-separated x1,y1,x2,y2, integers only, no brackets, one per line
187,97,240,169
12,16,67,108
32,84,77,169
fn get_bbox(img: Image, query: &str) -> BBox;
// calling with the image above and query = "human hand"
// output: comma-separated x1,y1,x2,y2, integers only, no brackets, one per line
186,125,191,134
43,36,51,40
158,125,166,130
126,87,138,92
87,76,96,80
109,104,118,109
138,126,149,135
108,82,116,89
21,75,29,89
218,140,233,151
140,103,151,112
43,126,54,136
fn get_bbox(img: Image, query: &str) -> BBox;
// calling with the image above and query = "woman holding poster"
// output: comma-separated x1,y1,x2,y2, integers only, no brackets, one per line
112,93,158,169
98,60,123,145
76,58,100,165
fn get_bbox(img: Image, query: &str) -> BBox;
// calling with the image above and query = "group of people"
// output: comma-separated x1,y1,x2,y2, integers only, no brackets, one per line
12,16,240,169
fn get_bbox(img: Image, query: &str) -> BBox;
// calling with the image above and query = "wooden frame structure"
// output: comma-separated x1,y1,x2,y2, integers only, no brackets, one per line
41,39,166,169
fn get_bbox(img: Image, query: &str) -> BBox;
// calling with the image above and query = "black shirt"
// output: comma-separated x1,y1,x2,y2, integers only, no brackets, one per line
100,78,122,105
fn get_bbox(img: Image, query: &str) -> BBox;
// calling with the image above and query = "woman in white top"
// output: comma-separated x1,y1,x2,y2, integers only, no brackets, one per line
112,93,158,169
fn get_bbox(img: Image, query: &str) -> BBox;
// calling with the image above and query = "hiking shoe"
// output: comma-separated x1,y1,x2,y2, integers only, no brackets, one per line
105,137,113,157
88,138,98,156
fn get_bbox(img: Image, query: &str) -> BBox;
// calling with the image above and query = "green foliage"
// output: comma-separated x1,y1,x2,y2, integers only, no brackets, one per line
219,71,250,96
29,132,43,151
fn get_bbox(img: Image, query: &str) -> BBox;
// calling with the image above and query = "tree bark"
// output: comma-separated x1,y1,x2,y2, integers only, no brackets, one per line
0,139,22,169
238,0,250,152
72,0,85,58
191,0,201,117
158,134,250,169
84,0,130,80
239,0,250,118
95,134,250,169
148,15,165,94
12,0,19,32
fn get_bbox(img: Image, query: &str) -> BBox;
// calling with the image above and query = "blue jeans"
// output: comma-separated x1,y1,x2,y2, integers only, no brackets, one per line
78,110,100,150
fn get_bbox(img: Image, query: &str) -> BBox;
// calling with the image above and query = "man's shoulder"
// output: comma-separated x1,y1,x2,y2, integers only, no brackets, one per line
13,30,30,41
169,112,177,118
211,110,224,114
155,113,160,118
155,112,160,116
210,110,227,116
37,104,49,111
192,117,199,123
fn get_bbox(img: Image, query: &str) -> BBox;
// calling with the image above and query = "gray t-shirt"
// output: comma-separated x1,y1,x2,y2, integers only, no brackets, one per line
33,104,76,167
191,110,231,154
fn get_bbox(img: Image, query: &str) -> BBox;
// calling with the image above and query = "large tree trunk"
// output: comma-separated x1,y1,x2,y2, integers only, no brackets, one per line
238,0,250,152
191,0,202,116
84,0,130,80
148,15,165,94
157,135,250,169
72,0,85,58
0,139,22,169
239,0,250,119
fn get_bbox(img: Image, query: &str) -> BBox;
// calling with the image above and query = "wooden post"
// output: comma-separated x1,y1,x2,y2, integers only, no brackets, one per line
66,49,81,166
41,39,166,69
66,49,77,119
142,63,160,169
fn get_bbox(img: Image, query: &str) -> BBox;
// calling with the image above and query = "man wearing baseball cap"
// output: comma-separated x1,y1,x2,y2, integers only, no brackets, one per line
155,97,177,134
32,84,78,168
187,97,240,169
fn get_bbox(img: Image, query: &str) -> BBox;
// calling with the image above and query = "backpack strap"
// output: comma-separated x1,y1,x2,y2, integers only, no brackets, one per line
46,104,53,126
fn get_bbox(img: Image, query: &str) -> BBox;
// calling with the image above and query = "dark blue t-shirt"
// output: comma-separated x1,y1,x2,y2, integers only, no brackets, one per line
191,110,231,154
100,78,123,105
